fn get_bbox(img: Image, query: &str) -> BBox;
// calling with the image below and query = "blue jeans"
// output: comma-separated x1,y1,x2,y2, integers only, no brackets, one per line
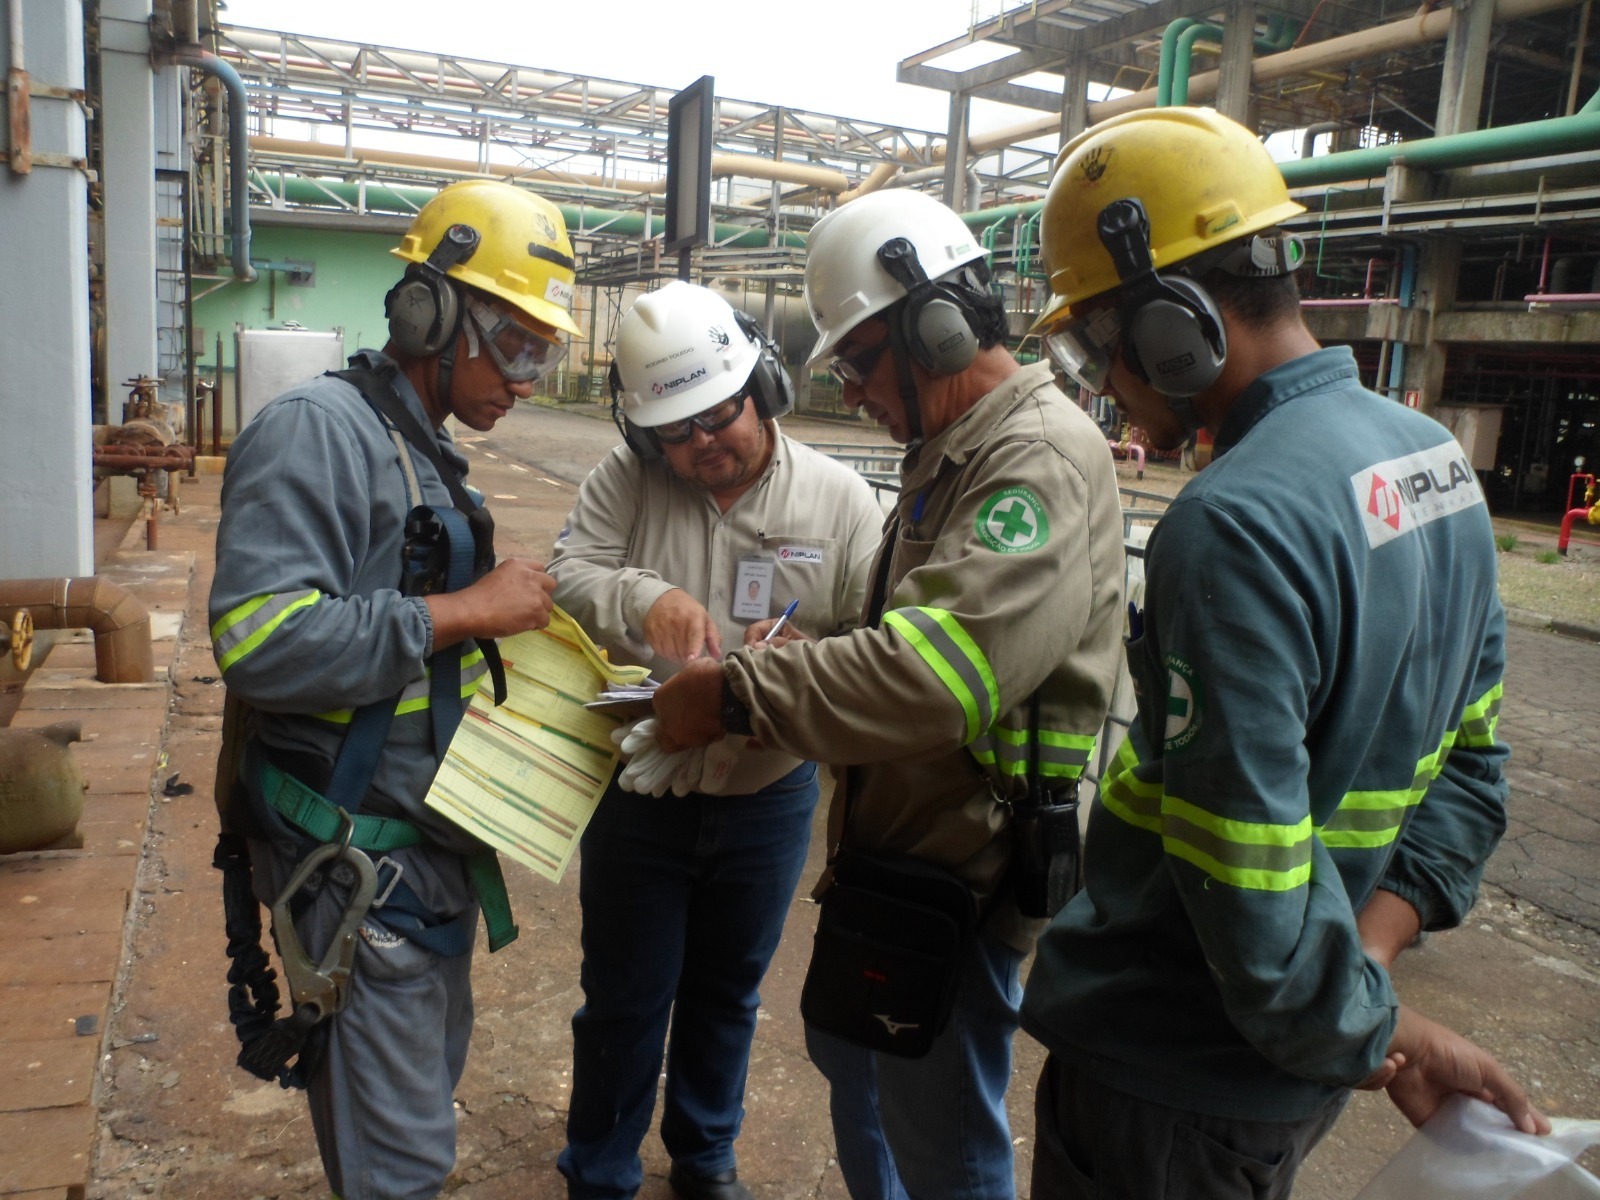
558,763,818,1200
806,929,1025,1200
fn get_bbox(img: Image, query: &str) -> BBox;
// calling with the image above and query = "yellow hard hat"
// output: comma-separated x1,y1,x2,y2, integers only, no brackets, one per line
392,180,582,337
1031,107,1304,335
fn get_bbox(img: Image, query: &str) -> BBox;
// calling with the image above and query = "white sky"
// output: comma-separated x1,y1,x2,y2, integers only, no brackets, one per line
217,0,1035,135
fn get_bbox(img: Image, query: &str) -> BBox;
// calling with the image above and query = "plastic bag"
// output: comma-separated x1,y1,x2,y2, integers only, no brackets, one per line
1356,1096,1600,1199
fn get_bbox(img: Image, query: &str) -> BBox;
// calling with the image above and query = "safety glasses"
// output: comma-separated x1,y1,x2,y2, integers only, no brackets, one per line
827,338,890,386
464,295,566,382
1042,305,1122,396
653,392,748,444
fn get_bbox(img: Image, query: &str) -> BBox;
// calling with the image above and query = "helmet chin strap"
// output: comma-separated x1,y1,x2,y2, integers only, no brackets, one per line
887,315,925,448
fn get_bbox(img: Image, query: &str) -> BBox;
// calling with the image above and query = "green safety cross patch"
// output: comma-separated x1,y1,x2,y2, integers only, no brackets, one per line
1163,654,1203,752
975,486,1050,554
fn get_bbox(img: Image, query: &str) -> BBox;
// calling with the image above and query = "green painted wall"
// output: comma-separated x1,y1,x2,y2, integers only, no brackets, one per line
193,225,399,370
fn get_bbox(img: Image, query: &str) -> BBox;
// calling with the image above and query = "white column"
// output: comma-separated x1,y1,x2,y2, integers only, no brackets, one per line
99,0,158,416
0,0,94,577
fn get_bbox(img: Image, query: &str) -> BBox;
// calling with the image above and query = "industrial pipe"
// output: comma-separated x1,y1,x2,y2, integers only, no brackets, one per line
164,48,256,282
944,0,1584,164
0,577,154,684
957,86,1600,233
92,447,196,472
251,136,851,197
1280,103,1600,186
8,0,30,174
1109,439,1146,479
1557,505,1597,553
252,174,809,249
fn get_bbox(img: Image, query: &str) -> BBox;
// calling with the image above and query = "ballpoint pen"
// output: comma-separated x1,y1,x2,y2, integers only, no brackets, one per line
763,599,799,642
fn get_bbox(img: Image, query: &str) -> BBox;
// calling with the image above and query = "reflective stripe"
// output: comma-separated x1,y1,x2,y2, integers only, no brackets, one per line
882,607,998,744
212,589,321,673
1162,794,1314,892
970,722,1095,779
1318,744,1446,849
1101,689,1500,887
1098,738,1162,831
1103,739,1315,892
1455,681,1503,747
311,648,488,725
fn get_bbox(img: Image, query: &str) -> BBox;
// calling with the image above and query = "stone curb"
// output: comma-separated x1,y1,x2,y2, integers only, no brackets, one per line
1504,606,1600,643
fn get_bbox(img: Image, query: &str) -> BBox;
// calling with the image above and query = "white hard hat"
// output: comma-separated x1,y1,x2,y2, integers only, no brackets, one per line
802,190,986,366
614,282,762,427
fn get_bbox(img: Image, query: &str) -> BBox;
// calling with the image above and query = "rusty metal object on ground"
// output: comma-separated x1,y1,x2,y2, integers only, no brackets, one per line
0,608,34,670
0,721,87,853
0,577,154,683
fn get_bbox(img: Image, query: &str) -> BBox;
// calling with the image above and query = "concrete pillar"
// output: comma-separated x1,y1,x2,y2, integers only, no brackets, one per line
99,0,158,415
1059,51,1090,143
1216,0,1257,124
0,0,95,577
1403,0,1494,409
1436,0,1496,136
941,92,970,212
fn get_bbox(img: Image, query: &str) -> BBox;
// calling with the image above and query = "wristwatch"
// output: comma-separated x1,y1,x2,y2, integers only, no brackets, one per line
721,675,754,736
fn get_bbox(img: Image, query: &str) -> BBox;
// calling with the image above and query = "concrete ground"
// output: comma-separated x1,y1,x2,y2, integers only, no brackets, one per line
2,403,1597,1199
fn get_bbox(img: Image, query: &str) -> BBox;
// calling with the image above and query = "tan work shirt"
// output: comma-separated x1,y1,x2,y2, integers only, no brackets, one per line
724,363,1126,949
550,424,884,795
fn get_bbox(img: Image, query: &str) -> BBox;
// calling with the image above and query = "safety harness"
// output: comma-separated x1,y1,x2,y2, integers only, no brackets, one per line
214,360,517,1089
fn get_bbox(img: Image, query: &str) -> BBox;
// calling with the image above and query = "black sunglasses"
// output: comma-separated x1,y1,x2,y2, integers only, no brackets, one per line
653,391,748,444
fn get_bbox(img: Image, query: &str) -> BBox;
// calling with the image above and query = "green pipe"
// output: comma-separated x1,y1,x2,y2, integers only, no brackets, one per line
254,174,807,249
1162,16,1301,107
1158,19,1197,107
1172,23,1224,107
1258,14,1301,52
979,215,1008,269
960,96,1600,260
1281,109,1600,185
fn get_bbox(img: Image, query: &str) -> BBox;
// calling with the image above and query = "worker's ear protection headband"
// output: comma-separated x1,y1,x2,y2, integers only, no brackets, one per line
875,237,982,377
385,223,483,357
1097,198,1227,399
610,309,794,461
609,362,663,460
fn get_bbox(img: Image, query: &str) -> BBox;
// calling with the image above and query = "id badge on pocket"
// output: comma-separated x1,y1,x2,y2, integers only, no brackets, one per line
733,556,775,621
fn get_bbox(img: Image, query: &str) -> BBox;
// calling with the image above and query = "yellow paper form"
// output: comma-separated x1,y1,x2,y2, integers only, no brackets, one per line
425,607,652,882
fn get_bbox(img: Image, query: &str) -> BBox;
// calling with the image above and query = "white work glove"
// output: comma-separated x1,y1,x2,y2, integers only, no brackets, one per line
611,717,705,797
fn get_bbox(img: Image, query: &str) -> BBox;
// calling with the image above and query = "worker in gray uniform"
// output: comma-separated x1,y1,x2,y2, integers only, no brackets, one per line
210,179,579,1200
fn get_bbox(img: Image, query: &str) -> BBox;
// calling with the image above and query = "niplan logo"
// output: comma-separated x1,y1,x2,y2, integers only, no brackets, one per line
651,363,709,396
1350,440,1484,548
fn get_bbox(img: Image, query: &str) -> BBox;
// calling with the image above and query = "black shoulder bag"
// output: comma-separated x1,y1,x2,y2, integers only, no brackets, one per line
799,517,980,1058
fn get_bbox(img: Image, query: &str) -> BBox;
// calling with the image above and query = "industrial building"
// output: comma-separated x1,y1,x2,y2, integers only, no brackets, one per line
3,0,1598,578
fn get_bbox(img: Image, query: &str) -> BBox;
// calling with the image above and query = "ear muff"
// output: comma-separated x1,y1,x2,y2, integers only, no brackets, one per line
876,237,980,377
1096,199,1226,399
385,223,482,357
609,361,663,460
731,309,795,420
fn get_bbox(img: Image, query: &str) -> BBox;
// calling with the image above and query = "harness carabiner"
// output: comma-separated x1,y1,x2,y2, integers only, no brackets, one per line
270,823,378,1026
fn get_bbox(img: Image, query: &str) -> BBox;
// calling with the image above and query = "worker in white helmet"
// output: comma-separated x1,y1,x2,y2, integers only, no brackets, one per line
649,190,1127,1200
547,280,882,1200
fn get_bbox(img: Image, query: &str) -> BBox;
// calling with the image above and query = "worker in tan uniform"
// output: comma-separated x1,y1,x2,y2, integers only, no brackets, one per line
650,190,1126,1200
